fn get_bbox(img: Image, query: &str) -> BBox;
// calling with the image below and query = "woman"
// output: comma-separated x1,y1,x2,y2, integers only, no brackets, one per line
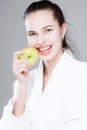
0,0,87,130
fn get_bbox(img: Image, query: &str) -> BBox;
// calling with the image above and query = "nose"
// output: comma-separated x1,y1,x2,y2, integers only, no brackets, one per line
37,34,45,45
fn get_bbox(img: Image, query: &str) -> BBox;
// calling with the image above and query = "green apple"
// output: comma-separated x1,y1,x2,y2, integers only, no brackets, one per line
18,46,39,66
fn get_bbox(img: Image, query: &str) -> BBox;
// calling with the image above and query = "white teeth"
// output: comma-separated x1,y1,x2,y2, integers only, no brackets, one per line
39,46,51,51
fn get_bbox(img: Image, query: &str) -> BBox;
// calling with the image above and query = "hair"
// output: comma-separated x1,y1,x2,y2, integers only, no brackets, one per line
23,0,70,49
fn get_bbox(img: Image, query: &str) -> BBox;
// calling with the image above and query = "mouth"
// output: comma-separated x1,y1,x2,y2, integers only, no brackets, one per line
36,45,52,56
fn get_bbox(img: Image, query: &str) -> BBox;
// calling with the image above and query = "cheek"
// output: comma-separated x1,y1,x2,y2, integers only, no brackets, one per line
27,37,36,46
50,30,62,42
27,37,30,45
54,32,62,45
50,35,62,47
52,35,63,53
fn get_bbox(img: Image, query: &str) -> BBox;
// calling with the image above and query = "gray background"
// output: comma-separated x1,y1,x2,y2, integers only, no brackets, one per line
0,0,87,118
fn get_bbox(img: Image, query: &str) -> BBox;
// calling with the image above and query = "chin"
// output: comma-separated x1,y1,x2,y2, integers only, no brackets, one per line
40,54,54,62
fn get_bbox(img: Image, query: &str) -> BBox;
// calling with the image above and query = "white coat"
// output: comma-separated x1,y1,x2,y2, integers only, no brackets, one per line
0,50,87,130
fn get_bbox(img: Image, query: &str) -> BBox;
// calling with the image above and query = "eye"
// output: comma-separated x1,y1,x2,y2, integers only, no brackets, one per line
27,31,37,37
28,32,36,36
46,28,53,32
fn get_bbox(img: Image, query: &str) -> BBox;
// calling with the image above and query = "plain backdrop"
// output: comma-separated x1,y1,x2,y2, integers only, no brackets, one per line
0,0,87,118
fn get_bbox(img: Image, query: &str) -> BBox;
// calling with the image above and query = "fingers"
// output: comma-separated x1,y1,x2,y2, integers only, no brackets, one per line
12,50,31,79
13,59,30,69
13,62,27,74
13,51,25,63
13,50,30,66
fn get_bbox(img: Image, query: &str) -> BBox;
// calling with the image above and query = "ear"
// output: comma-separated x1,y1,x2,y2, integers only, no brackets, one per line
61,23,67,38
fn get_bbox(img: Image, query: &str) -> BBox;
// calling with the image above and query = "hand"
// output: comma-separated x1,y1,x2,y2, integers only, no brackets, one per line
12,51,31,115
12,50,31,85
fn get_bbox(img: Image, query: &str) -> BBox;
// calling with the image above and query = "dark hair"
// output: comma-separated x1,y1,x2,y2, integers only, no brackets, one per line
23,0,68,48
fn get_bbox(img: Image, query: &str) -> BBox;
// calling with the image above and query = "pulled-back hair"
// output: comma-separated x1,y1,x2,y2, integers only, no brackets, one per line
23,0,68,48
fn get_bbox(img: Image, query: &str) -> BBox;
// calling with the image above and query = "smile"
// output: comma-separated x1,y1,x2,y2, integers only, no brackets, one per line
37,45,52,56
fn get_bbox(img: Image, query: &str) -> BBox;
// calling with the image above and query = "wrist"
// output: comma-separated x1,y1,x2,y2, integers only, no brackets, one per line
19,80,28,88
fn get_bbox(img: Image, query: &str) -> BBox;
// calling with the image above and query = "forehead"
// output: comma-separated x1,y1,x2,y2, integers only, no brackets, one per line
25,10,58,31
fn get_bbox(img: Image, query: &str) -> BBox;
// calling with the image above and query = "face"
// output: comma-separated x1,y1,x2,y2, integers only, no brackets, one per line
25,10,67,62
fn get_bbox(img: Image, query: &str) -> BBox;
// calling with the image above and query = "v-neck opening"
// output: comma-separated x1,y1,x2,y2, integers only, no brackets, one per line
36,50,73,97
41,50,72,96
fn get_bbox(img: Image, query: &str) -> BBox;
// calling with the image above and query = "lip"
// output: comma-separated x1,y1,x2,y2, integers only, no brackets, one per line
36,45,52,56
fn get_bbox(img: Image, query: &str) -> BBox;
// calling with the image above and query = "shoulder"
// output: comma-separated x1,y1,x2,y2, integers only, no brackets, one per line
63,50,87,85
65,50,87,72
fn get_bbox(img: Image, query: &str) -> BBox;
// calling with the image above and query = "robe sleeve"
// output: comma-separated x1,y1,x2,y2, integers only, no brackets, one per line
65,71,87,130
0,80,31,130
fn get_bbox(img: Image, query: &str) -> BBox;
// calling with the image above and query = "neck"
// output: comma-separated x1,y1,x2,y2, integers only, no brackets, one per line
43,49,64,76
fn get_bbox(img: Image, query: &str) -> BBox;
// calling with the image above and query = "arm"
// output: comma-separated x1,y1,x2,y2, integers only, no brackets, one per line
0,51,31,130
12,51,30,116
0,80,31,130
65,84,87,130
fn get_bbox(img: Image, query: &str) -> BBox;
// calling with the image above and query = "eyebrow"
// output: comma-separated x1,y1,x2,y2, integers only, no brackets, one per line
27,25,53,34
27,30,35,34
43,25,53,29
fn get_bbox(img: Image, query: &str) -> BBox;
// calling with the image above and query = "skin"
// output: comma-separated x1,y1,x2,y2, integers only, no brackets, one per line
12,10,67,115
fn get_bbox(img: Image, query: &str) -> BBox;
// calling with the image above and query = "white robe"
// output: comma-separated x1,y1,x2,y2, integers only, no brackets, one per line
0,50,87,130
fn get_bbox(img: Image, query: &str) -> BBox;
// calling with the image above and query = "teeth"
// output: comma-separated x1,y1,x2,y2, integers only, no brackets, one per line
39,46,51,51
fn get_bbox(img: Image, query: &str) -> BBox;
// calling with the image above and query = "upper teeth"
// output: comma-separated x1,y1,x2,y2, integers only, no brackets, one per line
39,46,51,51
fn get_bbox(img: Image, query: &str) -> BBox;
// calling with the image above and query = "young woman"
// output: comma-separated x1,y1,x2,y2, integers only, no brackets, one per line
0,0,87,130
